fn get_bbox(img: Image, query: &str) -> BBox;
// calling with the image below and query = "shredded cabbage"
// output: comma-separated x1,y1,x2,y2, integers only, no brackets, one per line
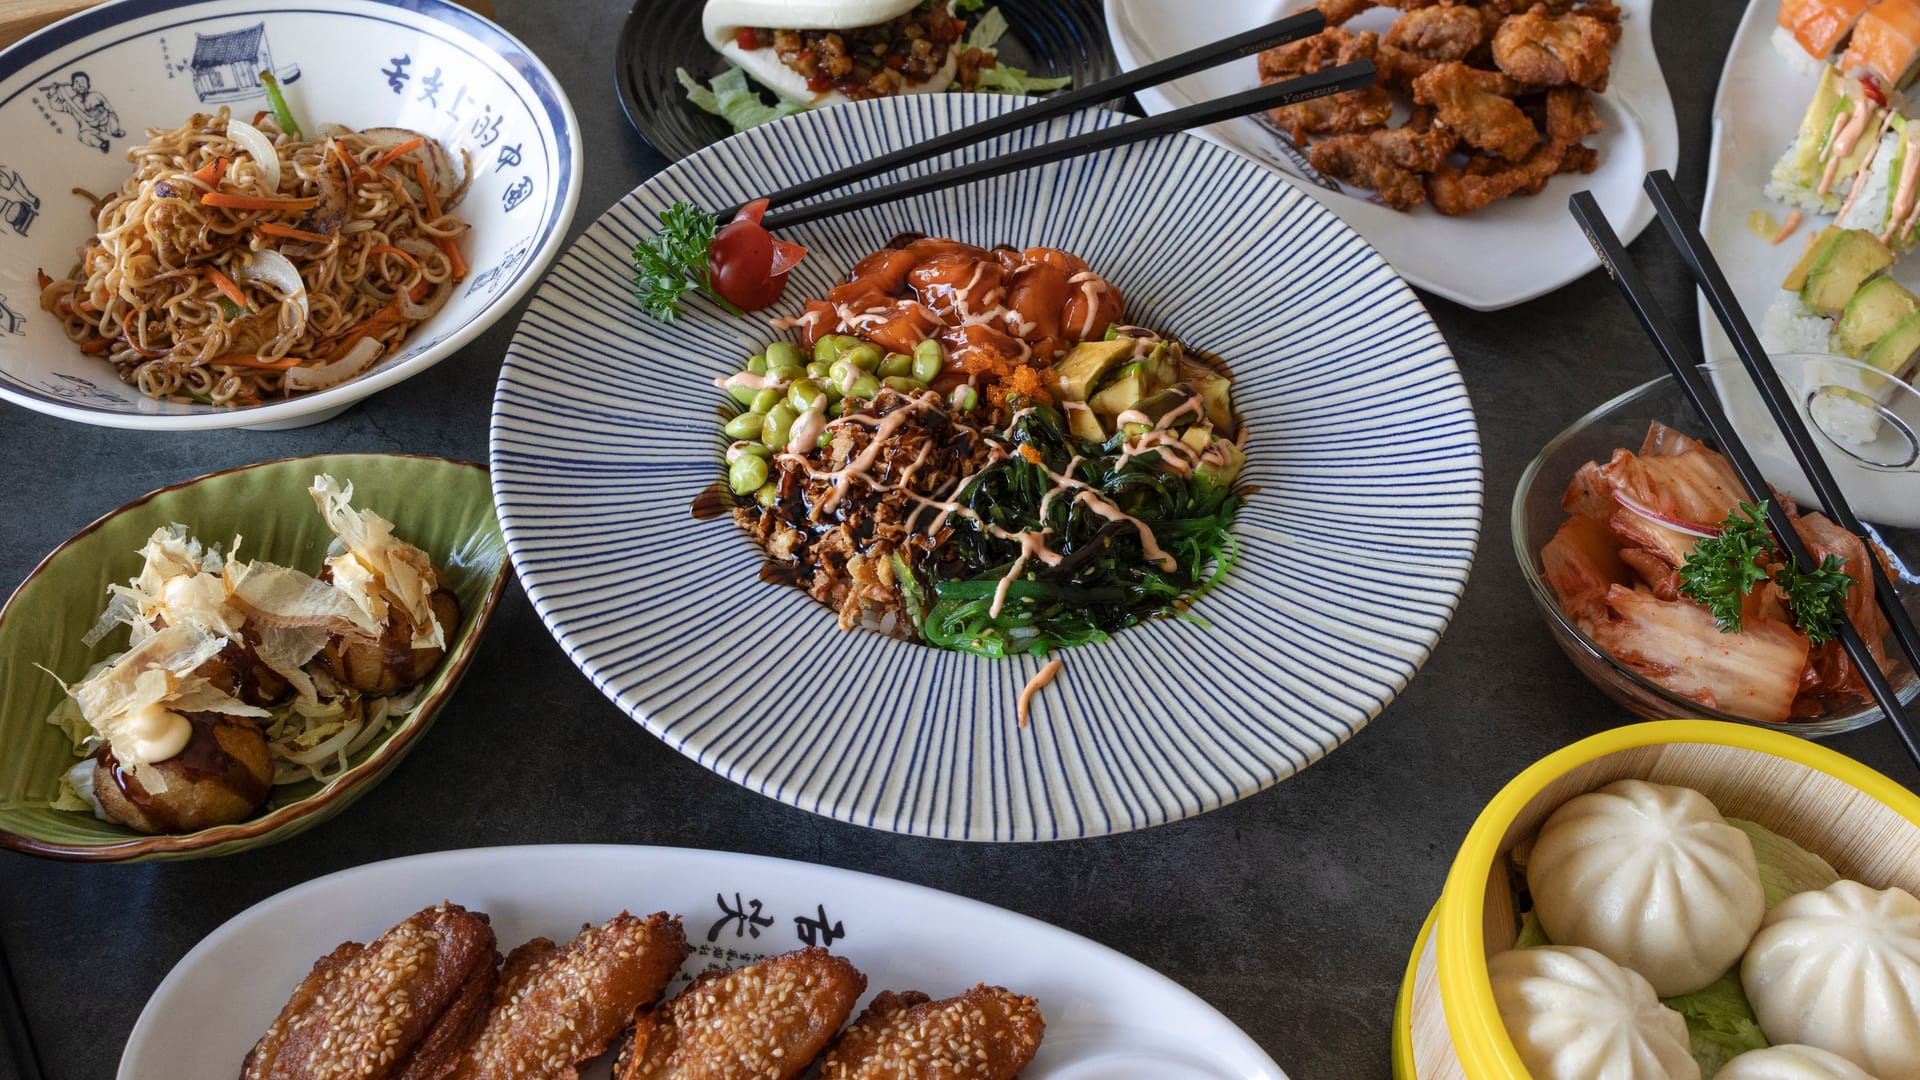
966,6,1010,50
974,64,1073,95
678,67,804,134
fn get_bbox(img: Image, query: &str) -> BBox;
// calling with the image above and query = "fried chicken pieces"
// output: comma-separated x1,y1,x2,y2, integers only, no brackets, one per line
250,907,1045,1080
1276,0,1620,214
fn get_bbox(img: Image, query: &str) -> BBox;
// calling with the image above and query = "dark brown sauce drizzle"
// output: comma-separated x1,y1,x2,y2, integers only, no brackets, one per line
690,482,735,521
99,713,269,833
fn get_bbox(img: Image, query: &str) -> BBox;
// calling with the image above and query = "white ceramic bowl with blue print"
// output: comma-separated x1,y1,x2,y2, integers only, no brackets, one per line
0,0,578,430
491,94,1485,842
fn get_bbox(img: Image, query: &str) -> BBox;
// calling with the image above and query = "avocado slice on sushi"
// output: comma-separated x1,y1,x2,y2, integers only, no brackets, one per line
1832,275,1920,356
1866,309,1920,382
1783,225,1842,291
1801,228,1895,315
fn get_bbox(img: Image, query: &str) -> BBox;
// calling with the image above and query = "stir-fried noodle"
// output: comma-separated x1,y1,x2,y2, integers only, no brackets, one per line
40,107,469,406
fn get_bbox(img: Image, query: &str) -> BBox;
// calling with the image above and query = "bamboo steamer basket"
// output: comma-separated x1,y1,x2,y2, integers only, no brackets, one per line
1391,720,1920,1079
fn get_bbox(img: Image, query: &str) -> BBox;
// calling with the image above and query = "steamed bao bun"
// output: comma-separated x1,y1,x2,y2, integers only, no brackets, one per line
1526,779,1766,996
1489,945,1699,1080
1713,1045,1880,1080
1742,881,1920,1080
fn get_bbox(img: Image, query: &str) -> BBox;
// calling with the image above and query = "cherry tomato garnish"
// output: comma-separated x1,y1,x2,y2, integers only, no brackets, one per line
709,198,807,312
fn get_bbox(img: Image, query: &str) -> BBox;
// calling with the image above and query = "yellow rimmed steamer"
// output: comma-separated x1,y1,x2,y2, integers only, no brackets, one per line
1391,720,1920,1079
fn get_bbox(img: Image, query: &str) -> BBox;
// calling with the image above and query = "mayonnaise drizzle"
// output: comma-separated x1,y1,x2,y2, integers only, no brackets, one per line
1819,92,1877,197
1017,658,1064,726
1837,107,1898,222
1889,122,1920,244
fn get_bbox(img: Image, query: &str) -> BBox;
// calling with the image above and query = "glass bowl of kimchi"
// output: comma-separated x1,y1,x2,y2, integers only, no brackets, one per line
1513,368,1920,736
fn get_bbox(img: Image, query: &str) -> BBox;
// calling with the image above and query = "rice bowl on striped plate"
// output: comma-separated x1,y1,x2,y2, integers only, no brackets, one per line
489,92,1483,841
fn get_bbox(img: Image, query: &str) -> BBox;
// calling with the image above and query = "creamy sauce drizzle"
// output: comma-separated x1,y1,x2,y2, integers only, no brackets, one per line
1771,209,1804,245
1889,123,1920,243
1819,94,1877,196
1017,658,1064,727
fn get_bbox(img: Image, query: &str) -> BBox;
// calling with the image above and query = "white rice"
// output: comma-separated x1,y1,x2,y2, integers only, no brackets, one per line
1761,290,1835,355
1773,25,1831,79
1767,147,1845,214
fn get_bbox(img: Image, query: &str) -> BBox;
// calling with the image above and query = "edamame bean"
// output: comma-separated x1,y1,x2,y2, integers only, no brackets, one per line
843,343,882,371
828,359,856,389
728,454,769,496
767,363,805,385
882,376,925,394
913,337,945,376
750,387,782,414
754,481,779,507
788,379,827,412
727,382,761,406
762,403,798,447
910,351,942,384
951,384,979,411
878,352,912,379
812,334,858,363
844,372,880,399
723,411,766,440
726,441,771,462
764,341,804,370
746,353,768,375
806,360,832,381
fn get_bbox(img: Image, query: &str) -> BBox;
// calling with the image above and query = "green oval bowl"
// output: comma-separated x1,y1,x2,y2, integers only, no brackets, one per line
0,455,508,862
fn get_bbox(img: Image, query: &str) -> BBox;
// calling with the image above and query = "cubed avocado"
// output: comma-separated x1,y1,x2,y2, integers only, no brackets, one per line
1089,369,1146,416
1180,423,1213,452
1195,439,1247,491
1832,276,1920,358
1867,308,1920,384
1178,358,1236,435
1801,229,1895,316
1782,225,1842,292
1054,338,1136,402
1066,403,1106,442
1130,383,1206,427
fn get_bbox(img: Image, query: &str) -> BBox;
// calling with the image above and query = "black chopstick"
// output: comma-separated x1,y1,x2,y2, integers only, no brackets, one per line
1642,169,1920,685
0,932,45,1080
1569,191,1920,769
723,8,1329,221
760,60,1375,231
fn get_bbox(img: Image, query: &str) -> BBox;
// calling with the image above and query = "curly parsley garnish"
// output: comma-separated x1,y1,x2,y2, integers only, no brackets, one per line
632,201,732,323
1677,500,1854,643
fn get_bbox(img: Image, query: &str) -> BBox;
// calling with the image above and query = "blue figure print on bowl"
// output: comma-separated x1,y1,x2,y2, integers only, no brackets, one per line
0,0,581,431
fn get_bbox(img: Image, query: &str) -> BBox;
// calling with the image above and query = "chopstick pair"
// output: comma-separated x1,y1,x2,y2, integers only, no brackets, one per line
699,10,1374,230
1571,173,1920,770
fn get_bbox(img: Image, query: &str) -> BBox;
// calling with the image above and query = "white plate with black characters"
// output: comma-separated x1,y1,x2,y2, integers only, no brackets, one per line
1103,0,1679,311
1699,0,1920,527
489,92,1483,842
121,845,1291,1078
0,0,579,430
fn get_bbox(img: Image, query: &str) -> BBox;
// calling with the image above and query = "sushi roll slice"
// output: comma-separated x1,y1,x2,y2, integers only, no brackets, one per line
1842,0,1920,88
1776,0,1875,74
1768,67,1890,213
1836,112,1920,248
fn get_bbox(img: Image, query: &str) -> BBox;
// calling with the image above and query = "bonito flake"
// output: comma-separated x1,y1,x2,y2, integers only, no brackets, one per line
309,474,445,649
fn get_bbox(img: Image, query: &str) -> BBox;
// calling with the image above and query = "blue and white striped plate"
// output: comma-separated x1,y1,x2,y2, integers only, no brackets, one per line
490,94,1483,842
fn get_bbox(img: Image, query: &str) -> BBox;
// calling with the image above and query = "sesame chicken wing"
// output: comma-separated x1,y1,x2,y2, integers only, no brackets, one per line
242,903,500,1080
614,947,867,1080
449,912,689,1080
1491,5,1615,89
820,986,1045,1080
1384,3,1486,62
1412,61,1538,159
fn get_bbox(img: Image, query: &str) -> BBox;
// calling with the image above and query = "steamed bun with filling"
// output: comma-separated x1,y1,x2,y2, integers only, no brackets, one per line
1489,945,1699,1080
1527,779,1765,996
1713,1045,1880,1080
1742,881,1920,1080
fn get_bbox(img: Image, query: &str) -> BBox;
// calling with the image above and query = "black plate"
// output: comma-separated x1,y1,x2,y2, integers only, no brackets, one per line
616,0,1117,161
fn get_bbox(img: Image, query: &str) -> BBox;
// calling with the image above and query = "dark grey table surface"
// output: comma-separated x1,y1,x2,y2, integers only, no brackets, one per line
3,1,1916,1077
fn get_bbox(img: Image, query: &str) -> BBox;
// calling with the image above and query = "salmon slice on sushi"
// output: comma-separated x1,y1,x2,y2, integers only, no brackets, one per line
1777,0,1875,73
1842,0,1920,88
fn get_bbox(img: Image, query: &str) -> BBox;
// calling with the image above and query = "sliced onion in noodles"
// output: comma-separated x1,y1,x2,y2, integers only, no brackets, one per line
284,337,382,392
238,249,309,326
225,116,281,195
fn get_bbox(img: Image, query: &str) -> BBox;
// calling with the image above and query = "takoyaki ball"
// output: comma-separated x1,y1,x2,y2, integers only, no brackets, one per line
93,712,273,834
193,635,291,708
318,588,461,695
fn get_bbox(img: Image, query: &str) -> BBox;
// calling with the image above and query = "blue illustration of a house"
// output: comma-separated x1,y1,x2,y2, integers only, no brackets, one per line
189,24,300,104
